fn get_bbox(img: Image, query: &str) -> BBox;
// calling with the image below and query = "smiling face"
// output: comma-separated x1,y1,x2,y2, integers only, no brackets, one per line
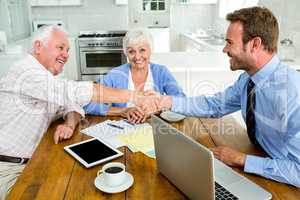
223,22,252,72
33,30,69,75
126,41,151,70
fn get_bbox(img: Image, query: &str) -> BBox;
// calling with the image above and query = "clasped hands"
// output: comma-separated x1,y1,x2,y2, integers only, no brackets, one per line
127,90,172,124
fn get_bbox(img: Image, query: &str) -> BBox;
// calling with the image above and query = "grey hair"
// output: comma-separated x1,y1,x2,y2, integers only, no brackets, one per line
123,29,153,55
29,25,68,53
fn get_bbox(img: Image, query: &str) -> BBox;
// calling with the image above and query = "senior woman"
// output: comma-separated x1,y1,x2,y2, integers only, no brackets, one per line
84,29,185,123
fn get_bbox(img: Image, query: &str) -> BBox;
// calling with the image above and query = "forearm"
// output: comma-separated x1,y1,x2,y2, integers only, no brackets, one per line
244,155,300,187
64,111,82,130
91,84,135,103
170,96,219,117
171,94,240,117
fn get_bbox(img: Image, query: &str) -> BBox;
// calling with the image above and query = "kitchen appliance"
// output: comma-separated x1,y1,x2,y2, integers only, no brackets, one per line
77,30,127,81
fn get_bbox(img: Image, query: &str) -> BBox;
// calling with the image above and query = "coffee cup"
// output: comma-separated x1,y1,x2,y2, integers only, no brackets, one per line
97,162,126,187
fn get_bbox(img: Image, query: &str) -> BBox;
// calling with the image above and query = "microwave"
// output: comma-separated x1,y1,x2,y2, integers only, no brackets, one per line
32,20,64,32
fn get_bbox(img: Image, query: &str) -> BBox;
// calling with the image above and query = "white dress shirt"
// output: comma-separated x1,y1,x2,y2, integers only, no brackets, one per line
0,54,93,158
127,64,154,107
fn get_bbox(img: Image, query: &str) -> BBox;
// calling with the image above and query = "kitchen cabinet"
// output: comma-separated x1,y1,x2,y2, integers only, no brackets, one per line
175,0,217,4
151,51,238,95
115,0,128,5
0,0,31,42
148,27,170,52
31,0,81,6
128,0,170,28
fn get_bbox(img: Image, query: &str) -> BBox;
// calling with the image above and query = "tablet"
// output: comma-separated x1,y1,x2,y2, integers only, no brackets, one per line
64,138,123,168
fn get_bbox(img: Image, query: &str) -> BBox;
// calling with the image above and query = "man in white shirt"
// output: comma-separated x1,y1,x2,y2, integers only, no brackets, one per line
0,25,157,199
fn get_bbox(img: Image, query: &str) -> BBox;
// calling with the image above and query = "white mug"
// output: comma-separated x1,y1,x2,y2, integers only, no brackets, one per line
97,162,126,187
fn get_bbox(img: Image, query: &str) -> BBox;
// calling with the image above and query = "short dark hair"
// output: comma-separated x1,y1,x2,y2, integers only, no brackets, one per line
226,6,278,53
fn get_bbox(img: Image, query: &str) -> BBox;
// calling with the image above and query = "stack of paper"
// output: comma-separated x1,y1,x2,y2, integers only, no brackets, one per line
116,127,155,158
80,119,151,148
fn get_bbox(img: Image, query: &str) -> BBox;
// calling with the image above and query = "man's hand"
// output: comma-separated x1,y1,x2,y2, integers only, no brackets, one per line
121,107,147,124
134,90,160,115
53,124,74,144
157,95,173,111
211,146,246,167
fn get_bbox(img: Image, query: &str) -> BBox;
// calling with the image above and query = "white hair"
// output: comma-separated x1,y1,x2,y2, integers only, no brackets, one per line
29,25,68,53
123,29,153,55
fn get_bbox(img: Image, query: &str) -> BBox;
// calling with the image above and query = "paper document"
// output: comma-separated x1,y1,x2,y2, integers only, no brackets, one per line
81,119,151,148
117,127,155,158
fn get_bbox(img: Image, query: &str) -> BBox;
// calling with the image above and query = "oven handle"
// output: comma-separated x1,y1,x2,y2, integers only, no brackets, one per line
80,48,123,52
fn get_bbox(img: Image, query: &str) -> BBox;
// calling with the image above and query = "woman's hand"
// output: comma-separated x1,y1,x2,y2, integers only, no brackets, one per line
121,107,147,124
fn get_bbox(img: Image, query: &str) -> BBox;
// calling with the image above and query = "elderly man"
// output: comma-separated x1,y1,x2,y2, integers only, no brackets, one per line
158,7,300,187
0,25,156,199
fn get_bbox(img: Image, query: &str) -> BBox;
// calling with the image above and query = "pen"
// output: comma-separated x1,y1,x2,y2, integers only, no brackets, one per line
107,123,124,130
123,119,135,126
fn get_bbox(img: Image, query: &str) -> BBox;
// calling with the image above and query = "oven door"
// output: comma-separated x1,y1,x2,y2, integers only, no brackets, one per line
80,47,127,74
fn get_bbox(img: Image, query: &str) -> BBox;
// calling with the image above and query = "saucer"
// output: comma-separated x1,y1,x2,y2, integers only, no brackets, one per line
160,111,186,122
94,172,134,193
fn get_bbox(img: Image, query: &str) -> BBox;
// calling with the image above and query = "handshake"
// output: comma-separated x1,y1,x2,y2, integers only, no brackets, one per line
126,90,173,124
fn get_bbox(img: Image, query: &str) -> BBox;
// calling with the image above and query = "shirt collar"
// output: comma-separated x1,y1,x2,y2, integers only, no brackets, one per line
128,64,153,91
250,55,280,85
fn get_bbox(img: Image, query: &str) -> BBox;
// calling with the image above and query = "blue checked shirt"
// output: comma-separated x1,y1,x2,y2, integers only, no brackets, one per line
172,55,300,187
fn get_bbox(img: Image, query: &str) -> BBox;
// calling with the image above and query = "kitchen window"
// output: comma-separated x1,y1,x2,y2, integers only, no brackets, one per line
143,0,165,11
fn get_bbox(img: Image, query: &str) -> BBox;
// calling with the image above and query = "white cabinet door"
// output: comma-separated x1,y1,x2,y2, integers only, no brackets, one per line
1,0,31,42
148,27,170,52
8,0,31,41
176,0,217,4
128,0,170,28
115,0,128,5
31,0,81,6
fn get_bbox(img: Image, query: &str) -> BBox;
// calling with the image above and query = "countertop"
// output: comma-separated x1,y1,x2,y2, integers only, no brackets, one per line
152,51,230,70
181,32,225,52
180,33,300,70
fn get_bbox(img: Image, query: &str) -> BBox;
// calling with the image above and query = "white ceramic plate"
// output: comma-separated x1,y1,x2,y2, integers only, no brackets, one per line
94,172,134,193
160,111,186,122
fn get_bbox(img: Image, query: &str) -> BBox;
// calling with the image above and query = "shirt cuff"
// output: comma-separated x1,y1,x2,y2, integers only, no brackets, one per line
63,105,85,119
69,81,93,106
244,155,265,175
171,96,186,113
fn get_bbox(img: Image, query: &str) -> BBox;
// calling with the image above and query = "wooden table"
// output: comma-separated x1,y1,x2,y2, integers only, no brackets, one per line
6,115,300,200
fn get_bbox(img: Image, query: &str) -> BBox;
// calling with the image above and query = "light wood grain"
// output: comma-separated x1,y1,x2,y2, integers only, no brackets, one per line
6,116,300,200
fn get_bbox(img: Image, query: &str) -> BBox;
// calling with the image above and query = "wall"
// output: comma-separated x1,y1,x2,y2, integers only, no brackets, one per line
211,0,300,55
31,0,128,35
259,0,300,55
170,3,216,50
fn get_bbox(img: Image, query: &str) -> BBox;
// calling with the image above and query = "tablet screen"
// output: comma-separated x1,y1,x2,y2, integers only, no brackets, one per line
65,138,123,168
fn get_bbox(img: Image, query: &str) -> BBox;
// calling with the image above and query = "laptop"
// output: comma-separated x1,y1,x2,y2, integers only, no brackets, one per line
151,115,272,200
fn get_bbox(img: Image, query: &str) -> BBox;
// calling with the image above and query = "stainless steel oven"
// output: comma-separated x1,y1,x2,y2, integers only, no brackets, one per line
77,31,127,81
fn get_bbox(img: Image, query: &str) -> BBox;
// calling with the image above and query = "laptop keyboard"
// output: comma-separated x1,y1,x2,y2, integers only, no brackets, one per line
215,182,238,200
